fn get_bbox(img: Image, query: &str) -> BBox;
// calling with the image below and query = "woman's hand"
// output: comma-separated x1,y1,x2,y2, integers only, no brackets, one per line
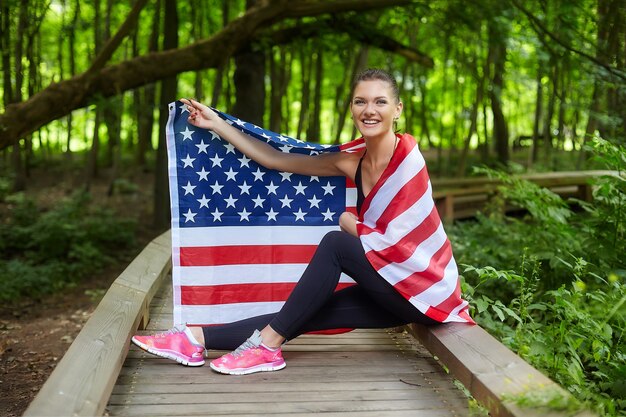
339,211,359,237
180,98,223,131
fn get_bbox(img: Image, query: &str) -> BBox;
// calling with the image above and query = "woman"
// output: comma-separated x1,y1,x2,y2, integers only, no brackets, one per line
132,69,473,376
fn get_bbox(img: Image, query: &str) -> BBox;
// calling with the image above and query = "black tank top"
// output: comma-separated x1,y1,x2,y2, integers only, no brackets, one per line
355,154,366,214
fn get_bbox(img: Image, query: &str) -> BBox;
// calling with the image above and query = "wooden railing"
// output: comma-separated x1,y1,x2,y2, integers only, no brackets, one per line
24,171,612,417
23,230,172,417
432,170,616,223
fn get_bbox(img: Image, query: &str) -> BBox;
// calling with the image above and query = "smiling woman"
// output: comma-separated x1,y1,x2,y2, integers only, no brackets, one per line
131,68,474,377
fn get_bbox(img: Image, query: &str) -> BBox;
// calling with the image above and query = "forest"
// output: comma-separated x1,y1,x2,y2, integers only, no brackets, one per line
1,0,625,415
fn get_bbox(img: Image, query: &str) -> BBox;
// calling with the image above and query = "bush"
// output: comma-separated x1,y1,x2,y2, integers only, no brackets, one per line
450,139,626,415
0,191,136,301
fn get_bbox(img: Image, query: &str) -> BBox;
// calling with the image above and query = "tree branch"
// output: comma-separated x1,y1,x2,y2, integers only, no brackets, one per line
265,16,434,68
0,0,414,149
87,0,149,74
510,0,626,81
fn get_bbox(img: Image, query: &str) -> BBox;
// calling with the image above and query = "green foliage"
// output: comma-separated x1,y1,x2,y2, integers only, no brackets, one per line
0,191,136,302
451,140,626,415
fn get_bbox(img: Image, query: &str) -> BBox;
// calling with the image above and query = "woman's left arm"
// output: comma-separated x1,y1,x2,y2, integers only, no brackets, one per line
339,212,358,237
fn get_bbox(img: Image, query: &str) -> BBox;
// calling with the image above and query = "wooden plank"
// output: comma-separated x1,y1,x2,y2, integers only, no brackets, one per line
106,398,456,416
24,231,172,417
408,323,597,417
109,380,455,394
106,409,456,417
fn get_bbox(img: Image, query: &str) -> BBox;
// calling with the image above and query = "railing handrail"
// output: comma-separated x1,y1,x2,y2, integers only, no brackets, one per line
24,230,172,417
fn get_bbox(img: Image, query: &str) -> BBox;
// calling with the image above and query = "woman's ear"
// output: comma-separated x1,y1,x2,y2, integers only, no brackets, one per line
395,101,404,118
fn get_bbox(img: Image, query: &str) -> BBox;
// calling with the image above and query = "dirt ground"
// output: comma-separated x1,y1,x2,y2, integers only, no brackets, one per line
0,165,158,416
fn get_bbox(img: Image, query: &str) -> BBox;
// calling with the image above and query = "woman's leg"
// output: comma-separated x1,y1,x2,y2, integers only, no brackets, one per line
203,231,437,350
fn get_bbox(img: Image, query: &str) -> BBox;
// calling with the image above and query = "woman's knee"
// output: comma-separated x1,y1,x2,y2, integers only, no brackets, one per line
318,230,357,251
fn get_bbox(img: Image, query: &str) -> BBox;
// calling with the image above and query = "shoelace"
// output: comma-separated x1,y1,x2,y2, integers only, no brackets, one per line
156,326,184,337
231,337,258,357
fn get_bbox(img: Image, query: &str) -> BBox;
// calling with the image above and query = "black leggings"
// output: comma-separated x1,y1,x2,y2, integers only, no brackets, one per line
202,231,438,350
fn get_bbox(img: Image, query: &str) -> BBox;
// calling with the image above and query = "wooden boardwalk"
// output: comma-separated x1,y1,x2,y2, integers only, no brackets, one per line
106,283,469,417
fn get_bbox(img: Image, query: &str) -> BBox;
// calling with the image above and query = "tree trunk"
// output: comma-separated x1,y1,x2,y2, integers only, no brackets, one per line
530,65,543,165
153,0,178,230
297,42,312,139
306,44,323,142
542,61,557,165
334,47,368,144
135,0,160,168
417,72,433,149
456,52,486,177
11,0,28,192
488,21,509,165
65,0,80,158
269,46,289,132
210,0,231,108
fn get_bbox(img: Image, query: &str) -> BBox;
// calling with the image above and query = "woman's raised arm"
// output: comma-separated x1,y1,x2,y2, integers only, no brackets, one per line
181,99,354,178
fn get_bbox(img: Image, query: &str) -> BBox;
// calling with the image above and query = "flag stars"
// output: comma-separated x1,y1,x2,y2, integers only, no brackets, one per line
279,195,293,208
265,208,278,221
196,167,210,181
180,126,194,141
209,154,224,167
238,181,252,195
224,143,236,154
322,208,335,221
265,181,279,195
197,194,210,208
196,140,209,154
224,167,238,181
252,168,265,181
252,195,265,208
277,134,290,142
238,208,252,222
279,172,293,182
279,144,292,153
183,208,196,223
310,176,320,182
211,208,223,222
293,181,307,195
224,194,238,208
182,181,196,195
238,155,251,168
179,103,189,113
293,208,307,222
208,131,221,141
322,181,336,195
260,132,271,141
181,154,195,168
308,195,322,208
210,181,224,195
234,118,246,127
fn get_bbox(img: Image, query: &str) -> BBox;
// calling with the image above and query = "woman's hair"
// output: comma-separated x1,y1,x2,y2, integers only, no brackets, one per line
351,68,400,103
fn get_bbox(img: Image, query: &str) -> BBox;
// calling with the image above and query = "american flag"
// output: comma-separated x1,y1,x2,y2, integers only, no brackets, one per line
166,101,361,326
166,101,473,327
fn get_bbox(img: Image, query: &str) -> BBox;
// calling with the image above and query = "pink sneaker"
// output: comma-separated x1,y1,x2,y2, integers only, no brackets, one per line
210,329,286,375
131,327,205,366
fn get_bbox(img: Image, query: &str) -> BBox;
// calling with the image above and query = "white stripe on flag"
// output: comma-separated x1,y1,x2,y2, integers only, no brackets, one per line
180,264,354,286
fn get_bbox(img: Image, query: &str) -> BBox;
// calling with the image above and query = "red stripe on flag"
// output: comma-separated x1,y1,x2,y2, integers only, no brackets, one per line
179,245,317,266
359,134,414,215
392,239,453,297
181,282,354,305
364,206,442,270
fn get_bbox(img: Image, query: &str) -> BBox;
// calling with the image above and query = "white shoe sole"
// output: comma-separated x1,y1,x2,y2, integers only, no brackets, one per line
209,361,286,375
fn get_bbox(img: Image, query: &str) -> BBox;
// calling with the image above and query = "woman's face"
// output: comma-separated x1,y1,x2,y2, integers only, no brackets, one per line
350,80,402,139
